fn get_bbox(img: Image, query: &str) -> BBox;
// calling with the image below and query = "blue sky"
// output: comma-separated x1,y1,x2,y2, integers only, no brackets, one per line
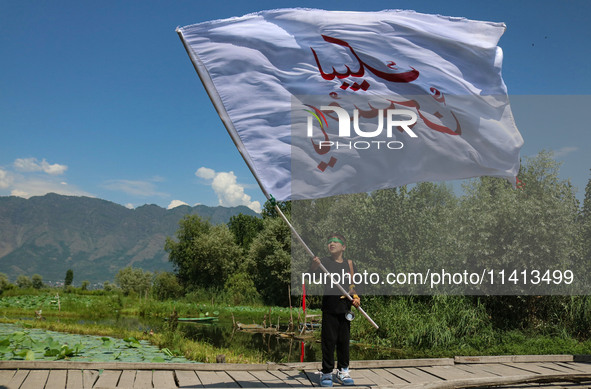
1,0,590,212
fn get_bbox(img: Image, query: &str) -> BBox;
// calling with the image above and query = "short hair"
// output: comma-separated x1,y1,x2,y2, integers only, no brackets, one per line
327,233,346,246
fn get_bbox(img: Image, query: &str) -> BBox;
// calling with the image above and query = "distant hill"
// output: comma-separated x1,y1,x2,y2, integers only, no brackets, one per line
0,193,259,285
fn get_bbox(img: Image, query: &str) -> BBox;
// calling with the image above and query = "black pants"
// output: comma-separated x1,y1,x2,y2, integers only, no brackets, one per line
321,311,350,374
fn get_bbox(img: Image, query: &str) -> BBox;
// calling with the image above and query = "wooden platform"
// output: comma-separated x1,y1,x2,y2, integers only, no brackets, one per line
2,355,591,388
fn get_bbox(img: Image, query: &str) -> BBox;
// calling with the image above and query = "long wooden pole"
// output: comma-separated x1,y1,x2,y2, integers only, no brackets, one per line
177,28,378,330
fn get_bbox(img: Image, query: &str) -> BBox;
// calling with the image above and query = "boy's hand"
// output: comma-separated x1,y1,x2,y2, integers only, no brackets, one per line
311,256,321,269
352,296,361,308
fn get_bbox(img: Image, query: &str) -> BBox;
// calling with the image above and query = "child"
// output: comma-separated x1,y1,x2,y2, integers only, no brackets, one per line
311,233,360,387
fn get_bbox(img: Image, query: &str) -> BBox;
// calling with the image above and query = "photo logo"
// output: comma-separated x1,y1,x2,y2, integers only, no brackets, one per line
306,106,418,138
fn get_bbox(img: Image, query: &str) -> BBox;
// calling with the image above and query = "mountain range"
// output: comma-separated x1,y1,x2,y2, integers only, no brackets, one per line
0,193,258,285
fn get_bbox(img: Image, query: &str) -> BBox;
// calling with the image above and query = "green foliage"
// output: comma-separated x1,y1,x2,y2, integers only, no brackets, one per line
80,281,89,291
261,199,291,219
16,275,32,289
103,281,117,292
115,267,152,296
152,272,183,301
165,215,241,290
458,151,581,294
582,169,591,260
228,213,263,250
64,269,73,287
0,273,13,291
31,274,43,290
245,217,291,306
224,272,262,306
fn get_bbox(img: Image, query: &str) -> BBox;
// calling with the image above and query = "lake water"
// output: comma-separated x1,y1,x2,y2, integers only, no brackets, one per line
15,315,402,363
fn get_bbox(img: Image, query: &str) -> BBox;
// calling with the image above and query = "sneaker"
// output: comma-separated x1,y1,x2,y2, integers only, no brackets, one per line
335,368,354,386
320,372,333,387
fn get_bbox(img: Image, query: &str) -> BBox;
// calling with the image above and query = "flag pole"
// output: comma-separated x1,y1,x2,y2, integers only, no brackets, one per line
177,28,378,330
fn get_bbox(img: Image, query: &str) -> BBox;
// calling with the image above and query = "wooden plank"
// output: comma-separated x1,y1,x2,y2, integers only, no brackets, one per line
344,369,375,387
302,371,320,387
399,367,445,383
20,369,49,389
66,370,83,389
249,370,292,387
383,367,421,384
226,370,266,387
371,368,409,385
471,363,534,378
0,370,16,385
0,361,264,372
419,365,477,381
133,370,153,388
118,370,137,387
45,370,68,389
83,370,100,389
175,370,203,388
93,370,122,388
196,371,239,388
355,368,399,386
455,355,574,364
6,369,29,389
560,362,591,374
505,362,562,375
536,362,585,374
454,363,504,378
152,371,176,389
269,370,314,387
350,358,454,368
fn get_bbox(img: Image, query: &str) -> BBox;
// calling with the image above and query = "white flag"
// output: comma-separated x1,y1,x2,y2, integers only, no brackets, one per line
178,8,523,201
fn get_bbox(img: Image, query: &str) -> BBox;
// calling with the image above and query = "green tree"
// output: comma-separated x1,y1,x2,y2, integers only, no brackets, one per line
103,281,116,292
224,272,262,305
246,216,291,306
64,269,74,287
81,280,90,291
16,275,32,289
31,274,44,289
0,273,12,291
152,272,183,300
165,215,241,289
115,267,153,296
582,170,591,260
261,199,291,219
228,213,264,250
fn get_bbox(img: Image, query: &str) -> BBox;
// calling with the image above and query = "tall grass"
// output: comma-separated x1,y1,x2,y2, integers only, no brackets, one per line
351,295,591,357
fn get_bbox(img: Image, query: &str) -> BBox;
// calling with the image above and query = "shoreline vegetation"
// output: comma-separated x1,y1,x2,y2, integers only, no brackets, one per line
2,288,591,363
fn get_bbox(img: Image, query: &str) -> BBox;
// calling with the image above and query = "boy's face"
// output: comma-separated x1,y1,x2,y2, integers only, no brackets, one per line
327,237,346,257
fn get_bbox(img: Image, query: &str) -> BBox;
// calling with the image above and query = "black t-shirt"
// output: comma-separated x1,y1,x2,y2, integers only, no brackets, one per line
315,257,358,314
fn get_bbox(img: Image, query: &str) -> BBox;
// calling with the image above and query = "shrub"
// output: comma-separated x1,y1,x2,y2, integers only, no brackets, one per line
152,272,183,300
31,274,44,289
224,272,262,306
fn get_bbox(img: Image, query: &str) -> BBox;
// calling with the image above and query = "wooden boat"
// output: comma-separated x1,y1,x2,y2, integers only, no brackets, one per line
164,316,218,322
236,322,278,333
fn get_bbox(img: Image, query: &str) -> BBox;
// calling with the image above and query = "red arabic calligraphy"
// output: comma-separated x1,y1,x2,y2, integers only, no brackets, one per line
310,35,420,88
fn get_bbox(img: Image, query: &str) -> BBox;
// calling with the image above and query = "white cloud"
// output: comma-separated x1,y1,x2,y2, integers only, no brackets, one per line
554,146,578,158
9,178,91,199
167,200,189,209
125,203,135,209
14,157,67,175
103,179,168,197
0,159,90,199
195,167,216,180
0,169,13,189
196,167,261,213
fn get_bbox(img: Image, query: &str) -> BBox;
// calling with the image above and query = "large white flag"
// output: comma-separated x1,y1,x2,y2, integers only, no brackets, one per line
178,8,523,201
